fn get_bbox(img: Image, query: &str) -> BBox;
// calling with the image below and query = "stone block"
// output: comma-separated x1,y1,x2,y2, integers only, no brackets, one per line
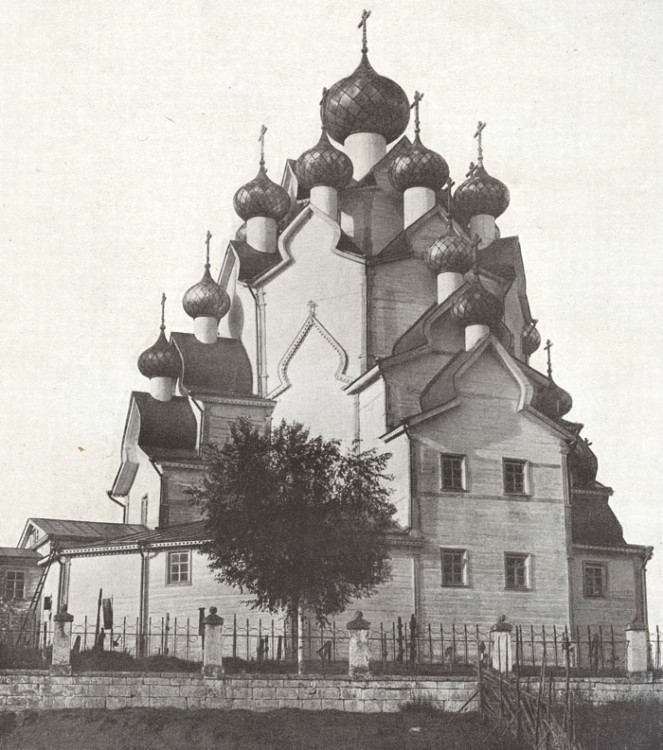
106,697,131,710
362,699,382,713
381,700,401,713
108,685,132,697
150,697,187,709
150,685,181,698
86,684,111,697
320,699,344,711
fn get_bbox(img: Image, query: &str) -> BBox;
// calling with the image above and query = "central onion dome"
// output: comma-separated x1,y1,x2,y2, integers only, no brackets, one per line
295,129,354,190
233,164,291,222
454,163,510,224
138,296,182,380
521,320,542,356
425,231,474,275
389,91,449,192
451,277,503,327
321,53,410,145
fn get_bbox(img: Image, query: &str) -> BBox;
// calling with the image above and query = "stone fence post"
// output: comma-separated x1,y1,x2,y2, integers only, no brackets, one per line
490,615,513,674
625,624,649,674
202,606,224,677
50,605,74,675
347,611,371,677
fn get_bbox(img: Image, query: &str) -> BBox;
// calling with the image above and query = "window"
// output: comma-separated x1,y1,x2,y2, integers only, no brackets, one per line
503,459,527,494
441,549,468,587
4,571,25,599
441,454,465,491
583,562,607,598
140,494,149,526
167,551,191,585
505,553,530,590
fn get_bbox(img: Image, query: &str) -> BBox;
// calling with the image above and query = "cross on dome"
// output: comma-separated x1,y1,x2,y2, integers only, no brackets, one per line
205,230,212,269
411,91,424,140
474,121,486,166
258,125,268,170
160,292,167,331
358,9,371,55
544,338,554,379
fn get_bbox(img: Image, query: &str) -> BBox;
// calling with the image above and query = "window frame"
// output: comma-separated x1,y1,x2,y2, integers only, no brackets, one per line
4,570,25,600
503,458,528,496
166,550,192,586
583,561,608,598
504,552,531,591
441,548,469,588
440,454,467,492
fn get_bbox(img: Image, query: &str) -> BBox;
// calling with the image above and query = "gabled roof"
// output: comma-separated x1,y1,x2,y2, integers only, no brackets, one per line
171,332,253,397
20,518,148,548
131,391,199,460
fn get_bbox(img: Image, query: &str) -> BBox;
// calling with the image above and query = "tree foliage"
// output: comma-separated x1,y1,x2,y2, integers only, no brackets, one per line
192,419,397,622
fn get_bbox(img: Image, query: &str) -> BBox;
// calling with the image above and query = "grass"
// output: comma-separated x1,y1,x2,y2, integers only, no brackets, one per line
0,708,523,750
573,698,660,750
71,649,201,673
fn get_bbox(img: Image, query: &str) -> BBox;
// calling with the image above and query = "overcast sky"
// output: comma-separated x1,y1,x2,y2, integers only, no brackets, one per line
1,0,662,619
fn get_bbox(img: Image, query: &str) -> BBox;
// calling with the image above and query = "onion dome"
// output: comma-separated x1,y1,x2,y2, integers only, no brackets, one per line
568,437,599,489
451,278,503,327
321,12,409,144
321,56,410,145
453,164,510,223
233,126,291,222
537,382,573,418
453,122,510,223
138,295,182,380
295,129,354,190
425,232,474,275
521,320,542,356
389,91,449,192
182,232,231,321
233,164,291,222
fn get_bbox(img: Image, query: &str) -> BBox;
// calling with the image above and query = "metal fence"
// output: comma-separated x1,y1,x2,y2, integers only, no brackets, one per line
0,615,654,677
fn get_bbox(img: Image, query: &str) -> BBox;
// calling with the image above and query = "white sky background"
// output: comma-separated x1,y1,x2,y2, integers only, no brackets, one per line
1,0,662,619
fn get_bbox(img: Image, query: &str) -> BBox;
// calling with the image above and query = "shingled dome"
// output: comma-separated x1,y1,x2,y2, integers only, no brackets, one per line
454,164,510,223
425,233,474,275
321,54,410,145
521,320,542,356
451,280,503,327
389,136,449,192
295,129,354,190
182,266,230,321
233,165,291,222
137,330,182,380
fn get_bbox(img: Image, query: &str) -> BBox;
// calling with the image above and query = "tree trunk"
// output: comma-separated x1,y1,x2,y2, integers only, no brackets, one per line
297,605,304,675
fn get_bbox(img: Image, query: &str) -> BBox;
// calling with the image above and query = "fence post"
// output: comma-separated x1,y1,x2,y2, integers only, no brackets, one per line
202,607,225,677
347,611,371,678
625,623,649,674
50,605,74,676
490,615,513,674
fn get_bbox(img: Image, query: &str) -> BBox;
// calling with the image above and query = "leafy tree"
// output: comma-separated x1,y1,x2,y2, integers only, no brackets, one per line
192,419,396,667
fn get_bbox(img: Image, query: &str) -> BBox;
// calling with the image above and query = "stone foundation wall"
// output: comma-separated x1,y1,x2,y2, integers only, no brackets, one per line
1,671,661,713
0,672,477,713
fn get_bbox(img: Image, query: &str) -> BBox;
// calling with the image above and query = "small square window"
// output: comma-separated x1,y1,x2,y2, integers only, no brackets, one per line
441,549,468,587
503,459,527,494
441,454,466,491
4,571,25,600
505,553,530,590
167,551,191,585
583,562,607,598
